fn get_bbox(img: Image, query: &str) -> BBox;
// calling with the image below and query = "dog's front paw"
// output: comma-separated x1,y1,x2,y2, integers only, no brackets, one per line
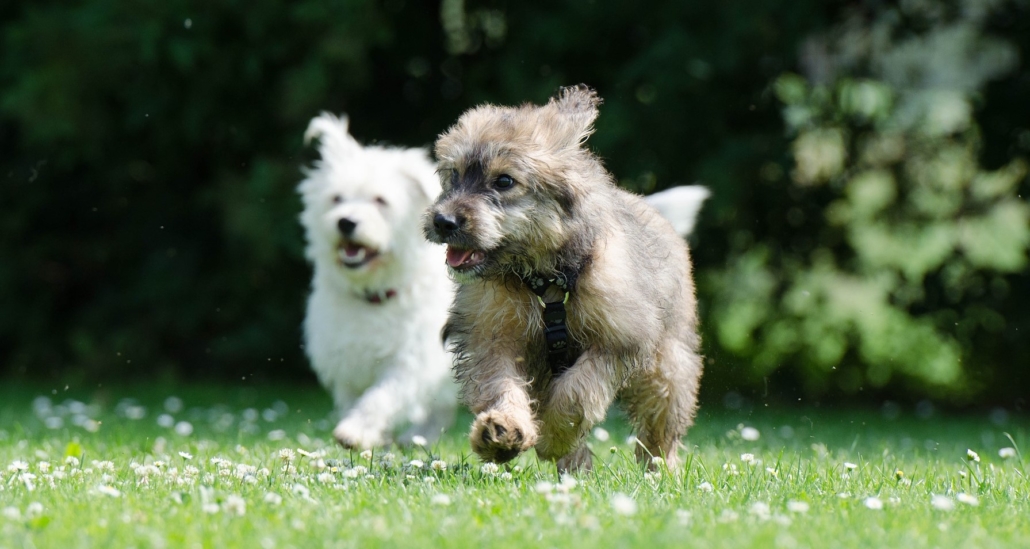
332,419,387,450
470,410,537,464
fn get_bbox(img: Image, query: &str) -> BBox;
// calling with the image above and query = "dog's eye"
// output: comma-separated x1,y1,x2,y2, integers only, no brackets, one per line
374,196,388,207
494,174,515,190
331,194,343,204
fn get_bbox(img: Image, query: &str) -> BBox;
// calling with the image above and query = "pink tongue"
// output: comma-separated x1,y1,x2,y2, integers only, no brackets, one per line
344,244,363,256
446,247,473,268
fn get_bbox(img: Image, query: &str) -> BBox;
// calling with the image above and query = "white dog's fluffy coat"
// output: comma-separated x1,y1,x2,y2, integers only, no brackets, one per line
299,113,456,449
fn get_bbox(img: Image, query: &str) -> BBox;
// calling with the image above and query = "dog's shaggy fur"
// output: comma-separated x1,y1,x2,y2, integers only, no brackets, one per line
424,86,704,471
300,113,456,449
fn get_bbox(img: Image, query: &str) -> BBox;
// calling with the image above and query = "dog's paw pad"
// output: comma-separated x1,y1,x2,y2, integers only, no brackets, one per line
470,411,536,464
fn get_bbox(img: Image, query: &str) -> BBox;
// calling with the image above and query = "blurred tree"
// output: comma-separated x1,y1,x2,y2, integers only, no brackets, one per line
710,1,1030,402
0,0,828,385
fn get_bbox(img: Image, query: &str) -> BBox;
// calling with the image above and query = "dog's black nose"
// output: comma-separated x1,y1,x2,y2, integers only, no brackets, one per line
338,218,357,235
433,213,462,234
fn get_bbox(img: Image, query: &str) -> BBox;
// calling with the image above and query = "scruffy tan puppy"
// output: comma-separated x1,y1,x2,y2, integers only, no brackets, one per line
423,85,703,472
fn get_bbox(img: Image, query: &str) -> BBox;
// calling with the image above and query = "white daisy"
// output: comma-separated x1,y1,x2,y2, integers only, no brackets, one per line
223,495,246,516
97,485,121,498
610,493,637,516
931,495,955,511
956,493,979,506
480,463,499,475
786,501,809,513
741,427,760,441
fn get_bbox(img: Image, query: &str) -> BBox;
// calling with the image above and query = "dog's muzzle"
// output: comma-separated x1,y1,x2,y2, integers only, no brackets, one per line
426,211,489,274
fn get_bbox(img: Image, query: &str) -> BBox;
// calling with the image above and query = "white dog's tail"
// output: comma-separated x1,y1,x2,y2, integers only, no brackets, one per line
304,112,361,160
644,185,710,238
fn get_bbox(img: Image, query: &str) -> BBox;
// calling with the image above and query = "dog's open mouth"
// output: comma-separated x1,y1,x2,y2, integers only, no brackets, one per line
446,246,486,271
338,242,380,268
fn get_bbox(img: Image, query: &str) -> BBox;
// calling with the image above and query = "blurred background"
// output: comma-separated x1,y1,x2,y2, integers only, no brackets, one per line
1,0,1028,411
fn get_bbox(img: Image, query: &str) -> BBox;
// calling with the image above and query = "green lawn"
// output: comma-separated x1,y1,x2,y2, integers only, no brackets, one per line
0,383,1027,548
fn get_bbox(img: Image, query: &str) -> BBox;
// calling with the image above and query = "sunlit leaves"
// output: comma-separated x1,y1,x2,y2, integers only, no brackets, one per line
711,5,1028,397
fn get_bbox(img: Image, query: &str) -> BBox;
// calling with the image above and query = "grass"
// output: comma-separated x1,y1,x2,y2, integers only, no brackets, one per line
0,383,1027,548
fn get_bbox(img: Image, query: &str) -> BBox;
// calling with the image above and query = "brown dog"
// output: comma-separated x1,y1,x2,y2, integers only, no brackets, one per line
424,85,703,472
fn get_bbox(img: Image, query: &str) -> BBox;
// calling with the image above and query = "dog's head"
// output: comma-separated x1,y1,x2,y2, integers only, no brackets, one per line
424,85,605,283
300,113,440,281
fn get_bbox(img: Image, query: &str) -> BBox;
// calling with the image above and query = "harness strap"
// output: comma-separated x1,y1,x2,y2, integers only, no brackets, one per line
522,270,577,376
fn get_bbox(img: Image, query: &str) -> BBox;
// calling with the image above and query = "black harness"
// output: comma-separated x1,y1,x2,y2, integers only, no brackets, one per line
520,266,581,376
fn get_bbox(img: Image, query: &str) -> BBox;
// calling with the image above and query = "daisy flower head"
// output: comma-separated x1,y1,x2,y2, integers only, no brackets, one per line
610,493,637,516
7,461,28,473
931,495,955,511
480,463,500,476
97,485,122,498
956,493,979,506
787,501,809,513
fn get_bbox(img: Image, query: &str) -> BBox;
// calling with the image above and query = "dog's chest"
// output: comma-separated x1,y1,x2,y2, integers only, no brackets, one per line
306,291,420,392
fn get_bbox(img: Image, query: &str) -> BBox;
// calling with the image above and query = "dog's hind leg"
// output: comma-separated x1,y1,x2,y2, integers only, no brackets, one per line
621,339,702,470
535,348,619,472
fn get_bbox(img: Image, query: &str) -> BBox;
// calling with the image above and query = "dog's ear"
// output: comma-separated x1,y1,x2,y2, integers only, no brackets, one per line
545,84,602,149
304,112,361,159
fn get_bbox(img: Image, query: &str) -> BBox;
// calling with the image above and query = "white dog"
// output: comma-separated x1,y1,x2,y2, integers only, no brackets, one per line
298,113,456,449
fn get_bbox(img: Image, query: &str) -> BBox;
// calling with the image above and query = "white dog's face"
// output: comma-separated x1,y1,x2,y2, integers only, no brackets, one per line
299,113,440,281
